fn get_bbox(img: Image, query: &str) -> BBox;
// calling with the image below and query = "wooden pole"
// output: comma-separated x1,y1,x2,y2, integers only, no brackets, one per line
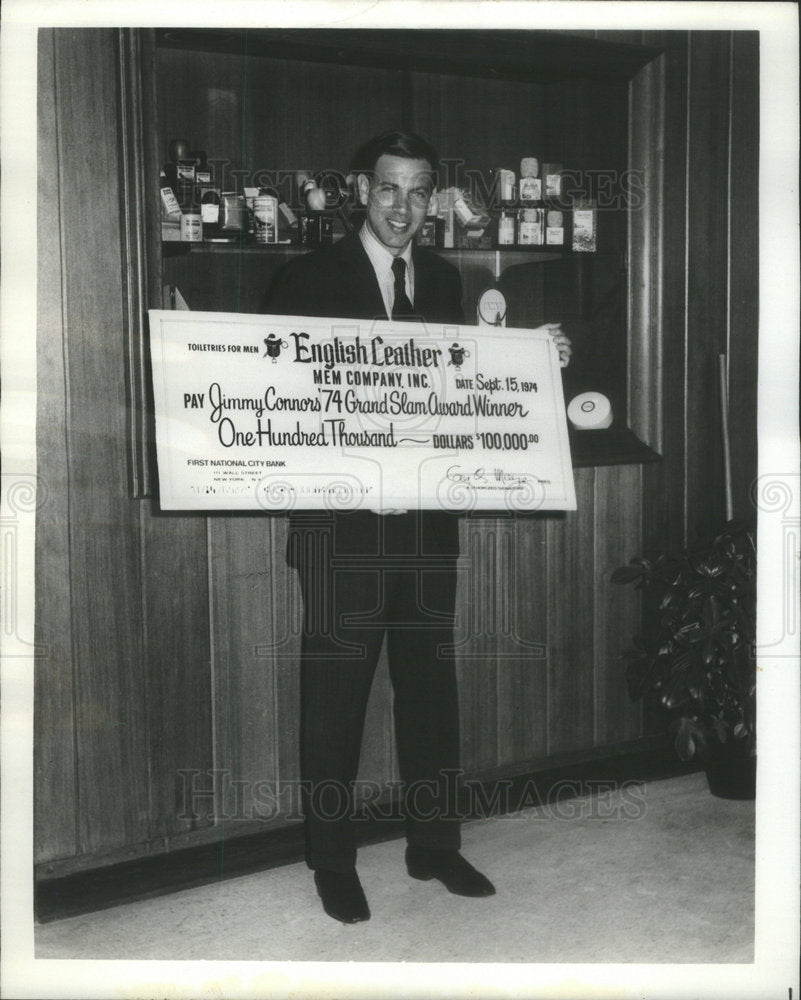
718,353,734,522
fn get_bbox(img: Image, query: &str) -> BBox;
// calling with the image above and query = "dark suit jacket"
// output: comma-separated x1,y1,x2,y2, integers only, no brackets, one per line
263,229,465,327
262,230,465,558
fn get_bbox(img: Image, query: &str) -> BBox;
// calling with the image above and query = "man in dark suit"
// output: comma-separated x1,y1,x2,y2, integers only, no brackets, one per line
264,131,568,924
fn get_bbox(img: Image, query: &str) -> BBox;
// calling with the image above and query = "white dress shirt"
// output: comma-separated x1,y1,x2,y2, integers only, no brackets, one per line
359,222,414,319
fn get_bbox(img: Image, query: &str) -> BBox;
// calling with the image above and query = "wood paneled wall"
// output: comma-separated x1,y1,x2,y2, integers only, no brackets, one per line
36,29,78,864
37,28,148,860
36,29,215,867
636,29,759,559
156,47,405,195
35,28,758,876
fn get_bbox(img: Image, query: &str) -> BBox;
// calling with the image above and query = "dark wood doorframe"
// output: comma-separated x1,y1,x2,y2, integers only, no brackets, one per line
117,27,161,498
628,49,666,455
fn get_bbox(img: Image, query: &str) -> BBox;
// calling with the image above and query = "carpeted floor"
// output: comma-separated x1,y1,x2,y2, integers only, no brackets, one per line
34,772,754,964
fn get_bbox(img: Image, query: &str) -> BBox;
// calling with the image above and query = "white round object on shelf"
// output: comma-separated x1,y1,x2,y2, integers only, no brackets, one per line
476,287,507,326
567,391,613,430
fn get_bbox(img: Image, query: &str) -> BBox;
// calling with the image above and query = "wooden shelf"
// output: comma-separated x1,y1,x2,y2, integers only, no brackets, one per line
162,240,307,257
162,240,597,264
569,427,661,468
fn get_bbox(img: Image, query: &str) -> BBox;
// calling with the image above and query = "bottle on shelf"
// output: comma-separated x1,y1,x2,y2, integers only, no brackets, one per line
430,190,455,248
257,185,298,243
297,213,319,245
253,190,279,244
492,167,516,207
193,151,211,205
495,207,516,247
243,187,259,238
175,159,197,212
200,187,221,240
318,213,334,244
517,207,544,246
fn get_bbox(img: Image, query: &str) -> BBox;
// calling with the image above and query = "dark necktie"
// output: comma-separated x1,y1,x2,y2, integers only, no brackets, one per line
391,257,416,320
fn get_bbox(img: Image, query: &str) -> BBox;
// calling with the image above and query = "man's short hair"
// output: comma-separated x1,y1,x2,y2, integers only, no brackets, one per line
349,131,439,185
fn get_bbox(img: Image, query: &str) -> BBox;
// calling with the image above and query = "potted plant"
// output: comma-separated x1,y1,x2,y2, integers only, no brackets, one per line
612,518,756,799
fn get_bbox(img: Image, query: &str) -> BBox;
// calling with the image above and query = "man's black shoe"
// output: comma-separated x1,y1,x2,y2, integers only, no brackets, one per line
313,868,370,923
405,847,496,897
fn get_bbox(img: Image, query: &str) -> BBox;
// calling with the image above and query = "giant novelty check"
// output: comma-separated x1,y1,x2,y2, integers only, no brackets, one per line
148,310,576,511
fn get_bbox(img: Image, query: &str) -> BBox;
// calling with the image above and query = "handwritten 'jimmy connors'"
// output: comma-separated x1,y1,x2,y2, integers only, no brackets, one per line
207,383,530,423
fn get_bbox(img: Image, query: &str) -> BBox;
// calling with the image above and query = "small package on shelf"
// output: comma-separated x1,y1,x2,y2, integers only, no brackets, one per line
543,162,563,200
162,220,182,242
545,209,565,246
277,199,298,234
572,204,597,252
450,187,491,247
179,212,202,242
297,211,334,245
220,192,245,233
160,187,182,241
519,157,541,203
415,216,444,247
451,188,488,229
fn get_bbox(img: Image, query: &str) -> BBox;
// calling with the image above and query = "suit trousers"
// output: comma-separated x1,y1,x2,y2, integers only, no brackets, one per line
289,511,462,872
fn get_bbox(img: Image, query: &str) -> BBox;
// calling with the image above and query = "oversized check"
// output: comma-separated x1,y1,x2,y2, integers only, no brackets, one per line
148,310,576,511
